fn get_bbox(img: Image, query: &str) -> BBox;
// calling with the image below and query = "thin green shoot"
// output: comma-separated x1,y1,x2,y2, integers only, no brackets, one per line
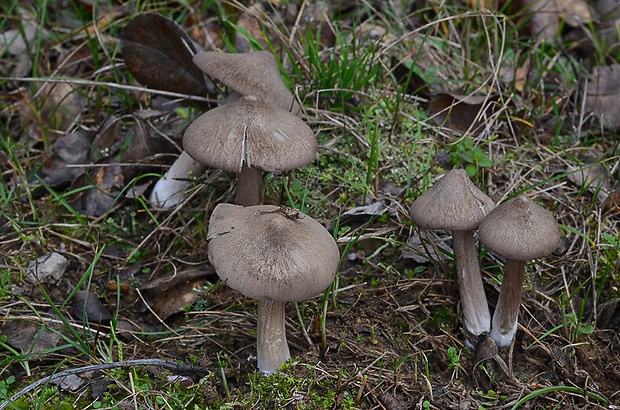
510,385,609,409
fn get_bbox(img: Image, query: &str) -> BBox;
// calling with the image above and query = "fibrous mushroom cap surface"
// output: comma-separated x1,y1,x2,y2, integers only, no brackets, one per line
479,195,560,260
208,203,340,302
183,95,316,173
409,169,496,231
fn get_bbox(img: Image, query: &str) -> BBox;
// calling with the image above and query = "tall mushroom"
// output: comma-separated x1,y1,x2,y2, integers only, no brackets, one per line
478,195,560,347
208,203,340,373
193,50,300,113
150,50,299,208
409,169,495,341
183,94,316,206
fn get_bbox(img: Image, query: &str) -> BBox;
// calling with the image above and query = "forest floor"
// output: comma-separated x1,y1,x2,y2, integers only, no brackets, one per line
1,0,620,409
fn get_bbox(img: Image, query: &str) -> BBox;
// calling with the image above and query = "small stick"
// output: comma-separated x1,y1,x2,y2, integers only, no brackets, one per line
0,359,207,410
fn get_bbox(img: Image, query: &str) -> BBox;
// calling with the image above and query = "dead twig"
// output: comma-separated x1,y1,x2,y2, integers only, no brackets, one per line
0,359,207,410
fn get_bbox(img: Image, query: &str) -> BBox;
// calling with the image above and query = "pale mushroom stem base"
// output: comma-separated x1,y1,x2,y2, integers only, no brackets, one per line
236,164,263,206
453,230,491,338
149,151,207,208
256,300,291,374
490,258,525,347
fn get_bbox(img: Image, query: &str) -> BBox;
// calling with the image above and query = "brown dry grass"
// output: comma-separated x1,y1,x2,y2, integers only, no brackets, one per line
1,0,619,409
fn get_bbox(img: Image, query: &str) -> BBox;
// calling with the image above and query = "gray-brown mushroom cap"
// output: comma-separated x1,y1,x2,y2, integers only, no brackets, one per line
207,204,340,302
409,169,496,231
183,94,317,173
193,50,300,113
478,195,560,261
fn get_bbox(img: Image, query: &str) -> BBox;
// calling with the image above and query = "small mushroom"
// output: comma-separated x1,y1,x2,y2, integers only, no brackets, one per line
193,50,300,113
478,195,560,347
208,203,340,373
149,151,206,208
183,94,316,206
409,169,495,340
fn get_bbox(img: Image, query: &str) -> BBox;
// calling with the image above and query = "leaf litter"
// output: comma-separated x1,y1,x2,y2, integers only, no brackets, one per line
1,0,620,408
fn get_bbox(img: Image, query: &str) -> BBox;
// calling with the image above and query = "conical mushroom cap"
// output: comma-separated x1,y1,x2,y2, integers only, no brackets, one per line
478,195,560,261
207,204,340,302
409,169,496,231
183,94,317,173
193,50,300,113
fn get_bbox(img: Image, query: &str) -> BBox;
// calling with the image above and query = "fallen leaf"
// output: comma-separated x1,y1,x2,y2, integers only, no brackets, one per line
72,290,112,324
19,81,87,141
287,1,335,47
70,161,125,216
0,10,39,77
429,92,499,133
391,58,430,97
402,230,451,263
51,374,84,392
566,162,613,202
25,252,68,284
139,268,215,323
36,131,90,188
119,115,179,167
0,21,38,55
234,2,277,53
1,318,62,355
119,13,212,97
339,201,397,226
581,64,620,129
511,0,592,42
555,0,592,27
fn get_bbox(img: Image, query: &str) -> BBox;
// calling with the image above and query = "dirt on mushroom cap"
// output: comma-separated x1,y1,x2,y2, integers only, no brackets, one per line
208,204,340,302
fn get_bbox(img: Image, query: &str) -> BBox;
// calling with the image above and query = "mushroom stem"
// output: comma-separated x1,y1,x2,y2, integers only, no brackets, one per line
235,163,263,206
256,300,290,374
490,258,525,347
149,151,206,208
452,230,491,337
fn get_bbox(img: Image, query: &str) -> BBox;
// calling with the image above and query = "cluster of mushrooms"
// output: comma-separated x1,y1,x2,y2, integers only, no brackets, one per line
149,50,340,374
409,170,561,348
147,50,560,373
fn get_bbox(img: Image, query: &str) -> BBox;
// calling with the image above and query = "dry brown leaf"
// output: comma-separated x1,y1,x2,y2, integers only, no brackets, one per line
1,319,63,355
72,290,112,324
119,13,212,97
139,268,215,323
519,0,591,41
0,21,38,55
234,3,280,53
555,0,592,27
70,161,125,216
37,131,90,188
20,82,86,141
391,58,431,97
582,64,620,130
565,0,619,59
287,1,335,48
429,92,499,133
566,162,613,202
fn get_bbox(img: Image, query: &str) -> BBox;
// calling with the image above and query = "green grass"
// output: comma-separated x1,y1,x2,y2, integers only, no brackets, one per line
1,0,620,408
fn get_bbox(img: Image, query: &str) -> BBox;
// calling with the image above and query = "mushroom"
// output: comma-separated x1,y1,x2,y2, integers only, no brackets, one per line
149,151,206,208
150,50,300,208
193,50,301,113
183,94,316,206
207,203,340,373
408,169,496,340
478,195,560,347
